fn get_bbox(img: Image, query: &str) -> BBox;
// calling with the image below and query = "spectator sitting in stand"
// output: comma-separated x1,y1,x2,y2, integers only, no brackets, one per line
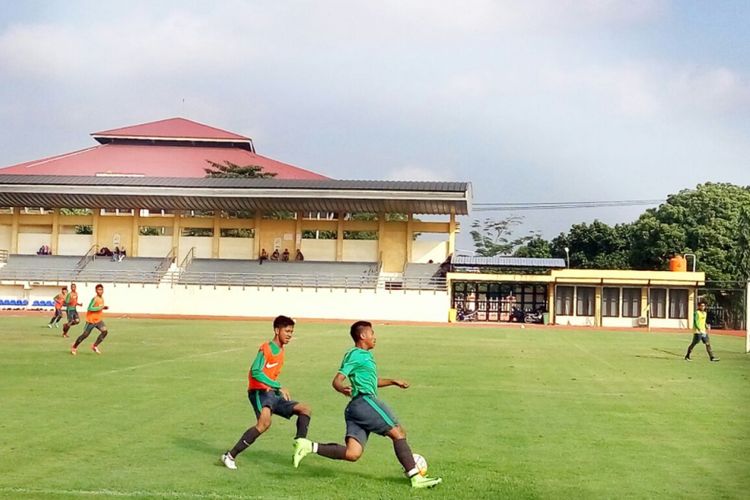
119,248,126,262
97,247,112,257
282,248,290,261
259,248,268,265
37,245,51,255
270,249,280,261
295,249,304,261
112,247,121,262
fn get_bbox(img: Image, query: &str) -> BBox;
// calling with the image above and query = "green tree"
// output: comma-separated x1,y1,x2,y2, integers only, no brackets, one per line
470,216,536,256
513,236,552,258
551,221,632,269
629,182,750,281
204,160,277,178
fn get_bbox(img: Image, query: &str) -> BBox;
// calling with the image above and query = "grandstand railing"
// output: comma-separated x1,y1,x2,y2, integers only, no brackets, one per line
0,267,448,291
76,244,99,270
178,247,196,271
156,247,177,275
0,249,8,263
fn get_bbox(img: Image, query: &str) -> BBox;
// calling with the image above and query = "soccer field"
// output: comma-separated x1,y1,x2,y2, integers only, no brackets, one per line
1,316,748,500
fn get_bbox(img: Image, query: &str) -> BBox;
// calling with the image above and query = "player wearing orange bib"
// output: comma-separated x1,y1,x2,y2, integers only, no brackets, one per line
71,284,109,355
61,283,83,338
47,286,67,331
220,315,313,470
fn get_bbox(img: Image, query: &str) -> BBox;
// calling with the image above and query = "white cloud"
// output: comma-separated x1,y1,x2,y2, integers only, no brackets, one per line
386,165,456,182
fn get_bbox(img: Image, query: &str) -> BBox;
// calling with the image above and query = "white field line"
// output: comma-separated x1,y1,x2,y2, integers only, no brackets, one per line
99,347,244,375
571,342,618,370
0,486,284,499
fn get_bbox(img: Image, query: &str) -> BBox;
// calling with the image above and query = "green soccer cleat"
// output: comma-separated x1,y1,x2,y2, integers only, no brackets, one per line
293,438,313,468
411,474,442,489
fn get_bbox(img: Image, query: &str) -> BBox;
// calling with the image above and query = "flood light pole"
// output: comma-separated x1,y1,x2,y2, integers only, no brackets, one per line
564,247,570,268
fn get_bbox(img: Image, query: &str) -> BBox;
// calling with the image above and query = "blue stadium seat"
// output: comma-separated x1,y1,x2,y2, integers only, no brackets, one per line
32,300,39,307
45,300,53,307
21,299,29,306
11,299,20,306
0,299,8,306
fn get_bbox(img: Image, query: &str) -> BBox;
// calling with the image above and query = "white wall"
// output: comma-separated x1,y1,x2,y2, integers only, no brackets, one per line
412,240,448,263
0,282,451,322
58,234,93,256
179,237,213,260
0,225,11,251
602,317,641,328
300,239,336,261
650,318,689,329
18,233,51,255
139,236,173,258
342,240,378,262
555,315,595,327
219,237,254,259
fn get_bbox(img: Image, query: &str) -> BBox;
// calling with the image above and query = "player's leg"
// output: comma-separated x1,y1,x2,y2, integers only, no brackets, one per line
290,402,312,439
294,404,367,467
222,392,273,469
701,334,719,361
685,334,700,360
47,310,58,327
54,309,64,327
71,322,95,354
91,322,108,354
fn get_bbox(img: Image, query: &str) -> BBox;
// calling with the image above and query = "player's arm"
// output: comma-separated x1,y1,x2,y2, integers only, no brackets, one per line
249,350,282,390
332,372,352,397
378,378,409,389
87,298,106,312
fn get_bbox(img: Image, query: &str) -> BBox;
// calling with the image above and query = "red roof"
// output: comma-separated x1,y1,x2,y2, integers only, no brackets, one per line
0,118,329,180
0,144,328,179
92,117,250,141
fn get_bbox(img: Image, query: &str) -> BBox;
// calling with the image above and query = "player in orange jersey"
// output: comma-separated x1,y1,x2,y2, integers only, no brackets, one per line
47,286,67,331
61,283,83,338
71,284,109,355
220,315,312,470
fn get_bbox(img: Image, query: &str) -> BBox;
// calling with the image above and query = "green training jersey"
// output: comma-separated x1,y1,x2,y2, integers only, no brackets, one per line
338,347,378,398
694,310,707,334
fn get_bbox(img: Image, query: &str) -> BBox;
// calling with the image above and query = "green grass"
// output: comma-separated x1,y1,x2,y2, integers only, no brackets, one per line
1,316,748,499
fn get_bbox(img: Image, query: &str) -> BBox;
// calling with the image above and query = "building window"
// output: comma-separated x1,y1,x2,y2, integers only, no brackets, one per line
669,289,689,319
649,288,667,318
181,227,213,237
602,288,620,317
556,286,574,316
100,208,134,216
220,228,254,238
622,288,641,317
576,287,595,316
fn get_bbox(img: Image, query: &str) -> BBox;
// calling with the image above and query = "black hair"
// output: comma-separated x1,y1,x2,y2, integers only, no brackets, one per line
95,284,104,289
350,320,372,342
273,315,295,330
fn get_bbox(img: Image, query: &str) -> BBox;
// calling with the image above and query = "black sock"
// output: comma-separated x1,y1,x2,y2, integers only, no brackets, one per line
295,414,311,439
94,331,108,346
316,443,346,460
393,438,418,476
73,330,91,348
229,427,262,458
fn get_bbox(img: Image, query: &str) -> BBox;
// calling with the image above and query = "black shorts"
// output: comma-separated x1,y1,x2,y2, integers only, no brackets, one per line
83,321,107,334
248,390,297,420
66,310,80,323
344,395,399,447
691,333,710,344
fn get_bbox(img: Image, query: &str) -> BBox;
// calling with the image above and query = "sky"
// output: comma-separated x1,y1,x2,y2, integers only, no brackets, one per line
0,0,748,250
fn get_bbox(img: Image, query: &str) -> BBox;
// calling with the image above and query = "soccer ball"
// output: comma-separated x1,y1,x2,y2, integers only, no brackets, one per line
413,453,428,476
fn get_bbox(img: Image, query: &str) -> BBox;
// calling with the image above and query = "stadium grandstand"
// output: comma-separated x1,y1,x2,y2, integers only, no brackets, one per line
0,118,469,321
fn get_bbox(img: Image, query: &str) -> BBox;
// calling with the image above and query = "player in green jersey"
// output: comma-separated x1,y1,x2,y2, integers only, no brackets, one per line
292,320,441,489
685,302,719,361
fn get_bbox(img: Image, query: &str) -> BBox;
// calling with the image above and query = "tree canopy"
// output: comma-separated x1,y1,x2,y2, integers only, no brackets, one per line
204,160,277,178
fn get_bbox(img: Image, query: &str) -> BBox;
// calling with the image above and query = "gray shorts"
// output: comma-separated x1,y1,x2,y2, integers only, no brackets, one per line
83,321,107,333
344,395,399,447
66,310,80,323
248,390,297,420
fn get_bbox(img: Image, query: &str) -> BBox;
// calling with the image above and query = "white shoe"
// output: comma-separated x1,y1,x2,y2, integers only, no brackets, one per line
47,324,52,328
221,452,237,470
